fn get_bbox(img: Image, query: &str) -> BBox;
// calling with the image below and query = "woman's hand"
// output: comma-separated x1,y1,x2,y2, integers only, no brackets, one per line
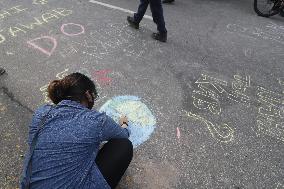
119,115,128,128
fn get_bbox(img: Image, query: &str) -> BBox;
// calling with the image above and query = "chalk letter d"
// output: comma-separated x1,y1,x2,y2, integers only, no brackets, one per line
27,36,57,56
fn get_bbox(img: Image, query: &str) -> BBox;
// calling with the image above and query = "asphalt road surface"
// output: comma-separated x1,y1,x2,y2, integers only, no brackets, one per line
0,0,283,188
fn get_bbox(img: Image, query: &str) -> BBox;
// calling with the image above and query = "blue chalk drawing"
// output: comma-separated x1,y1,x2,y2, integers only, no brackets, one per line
99,96,156,148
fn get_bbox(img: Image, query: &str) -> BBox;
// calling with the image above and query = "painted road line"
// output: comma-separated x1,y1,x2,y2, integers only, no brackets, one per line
89,0,153,20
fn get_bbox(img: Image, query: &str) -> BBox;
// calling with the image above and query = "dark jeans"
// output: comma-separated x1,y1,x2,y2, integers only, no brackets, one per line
95,138,133,189
134,0,167,33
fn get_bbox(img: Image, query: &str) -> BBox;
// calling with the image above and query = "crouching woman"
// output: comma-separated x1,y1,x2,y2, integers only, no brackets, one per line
20,73,133,189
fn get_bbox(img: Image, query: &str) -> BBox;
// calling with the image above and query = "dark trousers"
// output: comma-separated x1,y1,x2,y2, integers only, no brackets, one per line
134,0,167,33
95,138,133,189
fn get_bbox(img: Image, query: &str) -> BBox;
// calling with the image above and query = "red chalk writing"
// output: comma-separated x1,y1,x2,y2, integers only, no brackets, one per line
27,23,84,56
93,69,112,86
27,36,57,56
60,23,85,36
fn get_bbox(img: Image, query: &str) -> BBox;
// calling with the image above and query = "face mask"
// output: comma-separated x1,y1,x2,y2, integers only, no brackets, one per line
87,91,95,109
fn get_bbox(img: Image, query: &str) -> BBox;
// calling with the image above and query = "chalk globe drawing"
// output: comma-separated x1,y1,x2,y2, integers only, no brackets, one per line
99,96,156,148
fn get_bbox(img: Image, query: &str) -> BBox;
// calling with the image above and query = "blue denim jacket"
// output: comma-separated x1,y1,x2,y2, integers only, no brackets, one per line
20,100,130,189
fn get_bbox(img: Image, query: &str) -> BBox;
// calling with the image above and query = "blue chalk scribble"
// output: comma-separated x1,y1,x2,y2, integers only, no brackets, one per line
99,96,156,148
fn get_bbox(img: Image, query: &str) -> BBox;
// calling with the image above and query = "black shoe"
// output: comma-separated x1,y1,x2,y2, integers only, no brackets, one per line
127,16,139,29
0,68,5,75
163,0,174,3
152,32,167,42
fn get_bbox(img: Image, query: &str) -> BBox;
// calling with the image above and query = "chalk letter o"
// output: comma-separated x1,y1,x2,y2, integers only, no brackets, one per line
61,23,85,37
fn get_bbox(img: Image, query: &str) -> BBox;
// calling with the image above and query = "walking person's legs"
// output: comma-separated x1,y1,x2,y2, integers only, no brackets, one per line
127,0,167,42
134,0,150,23
95,138,133,189
150,0,167,42
127,0,149,29
150,0,167,33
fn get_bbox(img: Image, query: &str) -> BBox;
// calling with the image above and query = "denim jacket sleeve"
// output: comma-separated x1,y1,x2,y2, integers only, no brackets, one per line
100,114,130,141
